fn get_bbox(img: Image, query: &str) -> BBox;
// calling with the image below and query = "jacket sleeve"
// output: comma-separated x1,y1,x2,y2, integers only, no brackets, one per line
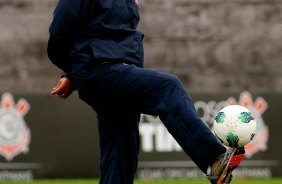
47,0,82,75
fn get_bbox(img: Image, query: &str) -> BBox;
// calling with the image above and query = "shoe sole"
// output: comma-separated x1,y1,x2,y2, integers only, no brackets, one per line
217,147,245,184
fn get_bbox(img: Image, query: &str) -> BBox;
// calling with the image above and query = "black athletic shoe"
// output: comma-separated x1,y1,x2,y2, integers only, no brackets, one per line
207,147,245,184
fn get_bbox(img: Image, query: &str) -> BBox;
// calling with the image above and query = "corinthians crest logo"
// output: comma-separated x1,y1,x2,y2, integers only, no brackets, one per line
0,92,30,161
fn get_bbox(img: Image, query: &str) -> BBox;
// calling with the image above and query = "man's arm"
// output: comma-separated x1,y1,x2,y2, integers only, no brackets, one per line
48,0,83,98
47,0,82,74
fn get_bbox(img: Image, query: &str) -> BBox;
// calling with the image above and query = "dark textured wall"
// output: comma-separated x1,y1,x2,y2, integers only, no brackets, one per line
0,0,282,94
0,0,59,94
140,0,282,93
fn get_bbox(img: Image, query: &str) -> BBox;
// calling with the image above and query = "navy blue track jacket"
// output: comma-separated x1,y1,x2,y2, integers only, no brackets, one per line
48,0,144,79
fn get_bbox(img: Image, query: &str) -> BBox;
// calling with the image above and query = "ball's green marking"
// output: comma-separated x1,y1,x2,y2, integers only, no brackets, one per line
226,132,239,147
238,112,254,123
215,112,226,124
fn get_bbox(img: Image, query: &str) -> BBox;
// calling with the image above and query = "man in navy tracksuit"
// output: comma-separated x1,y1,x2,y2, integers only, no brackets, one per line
48,0,245,183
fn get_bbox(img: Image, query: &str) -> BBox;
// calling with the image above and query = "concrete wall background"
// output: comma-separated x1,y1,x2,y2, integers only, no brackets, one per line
0,0,282,94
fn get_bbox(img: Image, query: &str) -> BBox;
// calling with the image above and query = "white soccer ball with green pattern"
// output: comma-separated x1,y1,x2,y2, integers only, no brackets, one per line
213,105,256,147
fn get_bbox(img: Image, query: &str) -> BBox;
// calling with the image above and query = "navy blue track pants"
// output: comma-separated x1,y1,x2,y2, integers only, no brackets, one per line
77,63,226,184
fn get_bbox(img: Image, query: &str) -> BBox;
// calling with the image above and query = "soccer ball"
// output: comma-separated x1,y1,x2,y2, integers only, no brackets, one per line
213,105,256,147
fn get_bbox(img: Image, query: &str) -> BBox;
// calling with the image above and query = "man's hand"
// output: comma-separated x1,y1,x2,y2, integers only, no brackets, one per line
51,77,74,99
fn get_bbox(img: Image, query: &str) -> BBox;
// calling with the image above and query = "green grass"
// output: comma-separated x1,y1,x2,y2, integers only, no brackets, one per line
1,179,282,184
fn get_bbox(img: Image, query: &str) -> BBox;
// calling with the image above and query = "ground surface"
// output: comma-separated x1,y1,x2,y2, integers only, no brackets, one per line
1,179,282,184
